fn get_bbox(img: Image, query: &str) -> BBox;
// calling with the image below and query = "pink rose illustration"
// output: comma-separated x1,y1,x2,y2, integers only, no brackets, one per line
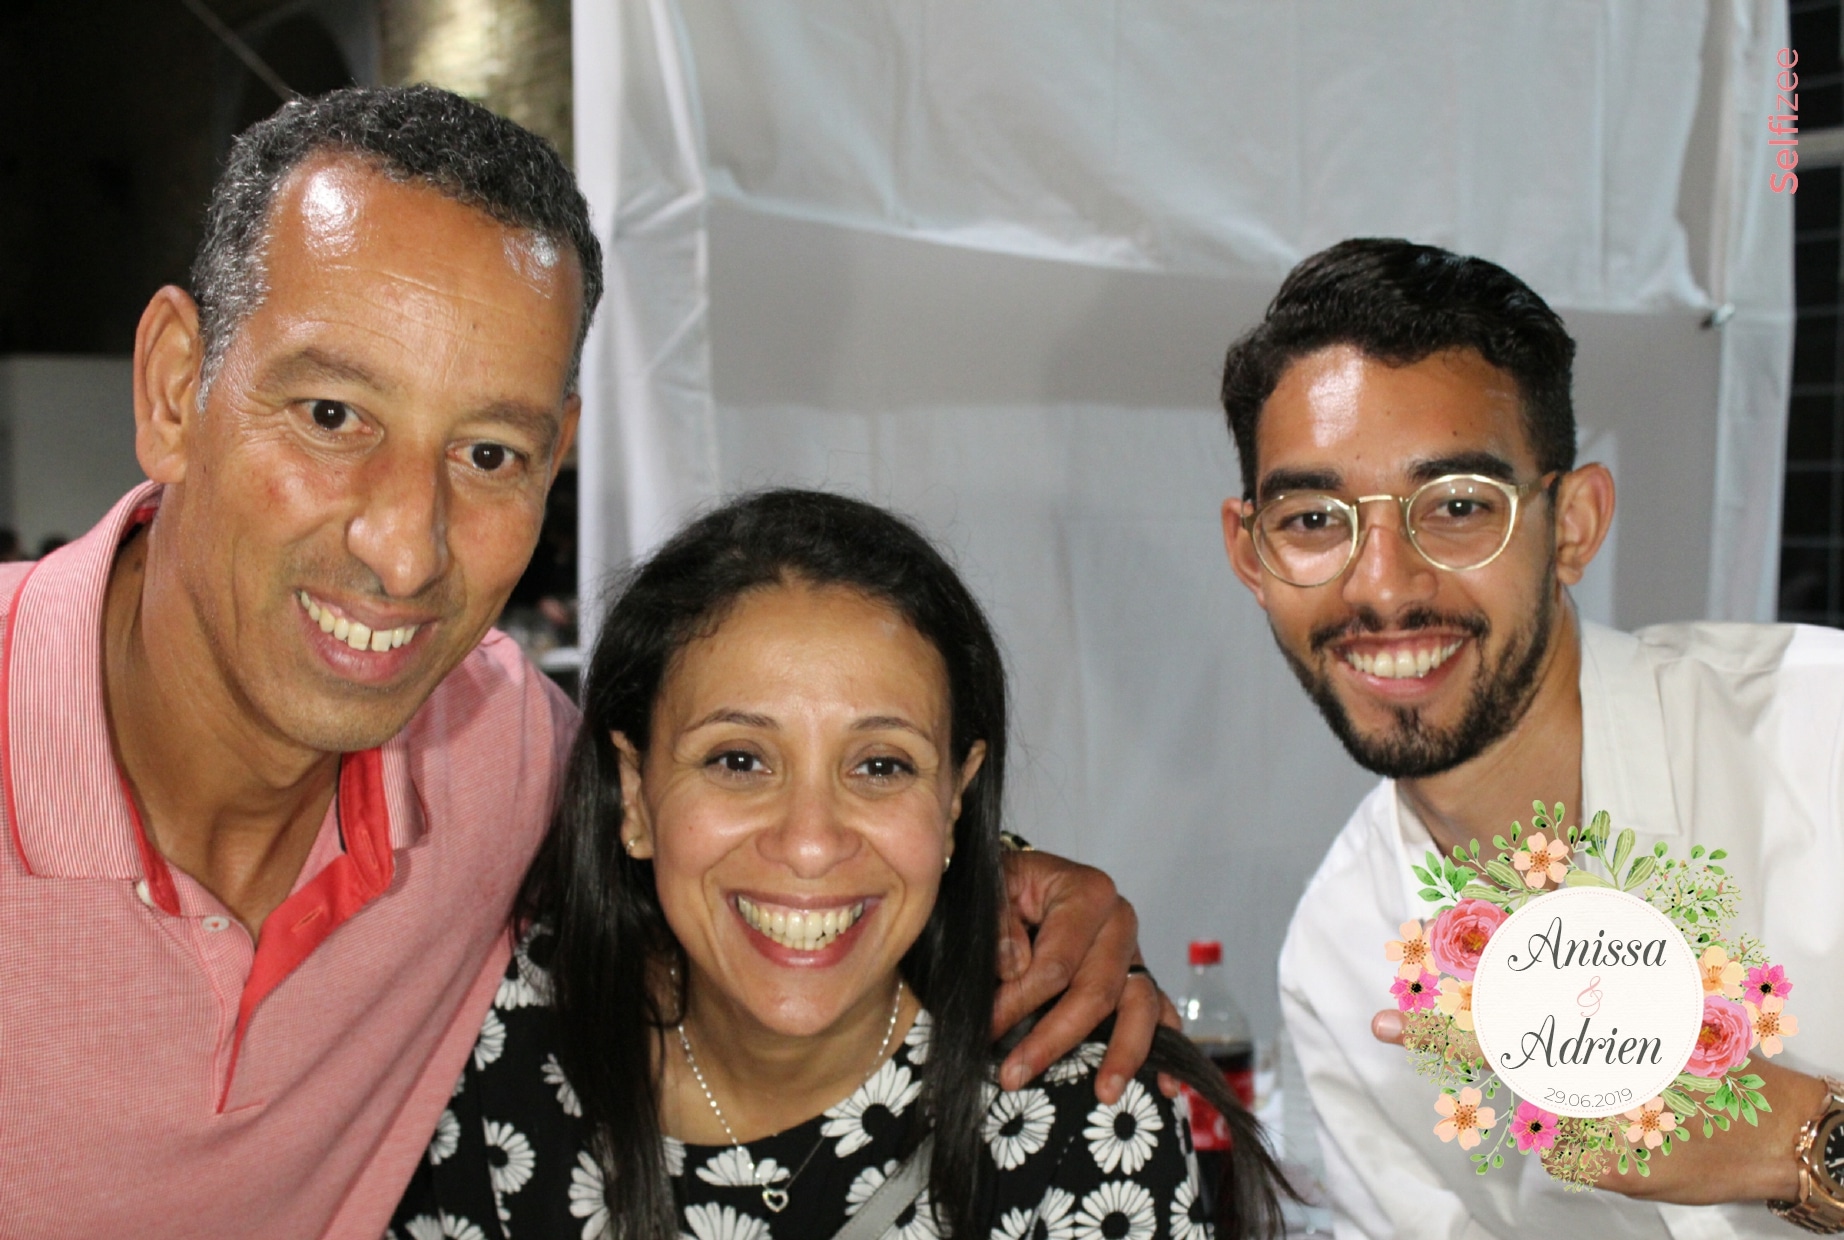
1685,993,1752,1078
1427,899,1507,982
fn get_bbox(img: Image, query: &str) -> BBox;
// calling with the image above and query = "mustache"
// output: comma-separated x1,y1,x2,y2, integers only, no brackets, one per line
291,561,463,620
1307,605,1490,655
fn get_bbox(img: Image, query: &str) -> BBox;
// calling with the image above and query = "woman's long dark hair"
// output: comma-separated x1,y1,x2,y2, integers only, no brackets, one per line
521,489,1006,1240
1151,1029,1297,1237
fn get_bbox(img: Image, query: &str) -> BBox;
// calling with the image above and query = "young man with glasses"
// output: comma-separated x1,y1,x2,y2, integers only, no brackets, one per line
1220,238,1844,1237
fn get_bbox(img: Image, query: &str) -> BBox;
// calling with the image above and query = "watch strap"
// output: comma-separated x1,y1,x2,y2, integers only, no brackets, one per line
1769,1077,1844,1234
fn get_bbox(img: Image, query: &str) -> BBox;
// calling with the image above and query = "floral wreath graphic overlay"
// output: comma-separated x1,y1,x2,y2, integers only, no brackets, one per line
1385,804,1798,1188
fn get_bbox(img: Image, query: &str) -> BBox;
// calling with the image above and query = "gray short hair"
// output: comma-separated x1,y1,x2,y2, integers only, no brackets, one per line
190,85,604,399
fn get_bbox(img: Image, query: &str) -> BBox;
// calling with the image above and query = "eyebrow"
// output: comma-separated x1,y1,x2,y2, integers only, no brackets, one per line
1257,467,1342,499
257,347,390,395
1257,451,1520,500
1407,452,1518,484
683,709,935,743
475,399,564,457
851,715,933,743
687,709,777,731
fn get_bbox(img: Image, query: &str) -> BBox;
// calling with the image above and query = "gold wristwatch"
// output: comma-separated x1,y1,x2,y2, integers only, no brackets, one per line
1770,1077,1844,1234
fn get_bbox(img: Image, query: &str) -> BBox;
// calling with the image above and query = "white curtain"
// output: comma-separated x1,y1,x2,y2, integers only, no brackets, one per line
572,0,1792,1035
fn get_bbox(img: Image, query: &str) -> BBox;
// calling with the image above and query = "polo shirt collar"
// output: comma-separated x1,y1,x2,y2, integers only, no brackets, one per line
1577,620,1682,840
5,483,426,883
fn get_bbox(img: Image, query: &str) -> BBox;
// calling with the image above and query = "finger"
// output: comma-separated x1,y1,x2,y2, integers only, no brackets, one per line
1156,1071,1180,1100
996,903,1032,984
1371,1009,1406,1044
1157,985,1182,1032
989,859,1053,1038
993,863,1118,1036
990,952,1045,1041
1090,971,1161,1105
998,899,1139,1093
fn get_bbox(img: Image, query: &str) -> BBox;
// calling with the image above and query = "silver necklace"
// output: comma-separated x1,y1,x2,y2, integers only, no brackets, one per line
676,980,905,1214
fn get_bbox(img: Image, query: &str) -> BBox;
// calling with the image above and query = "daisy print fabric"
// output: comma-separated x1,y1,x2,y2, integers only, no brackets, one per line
391,941,1208,1240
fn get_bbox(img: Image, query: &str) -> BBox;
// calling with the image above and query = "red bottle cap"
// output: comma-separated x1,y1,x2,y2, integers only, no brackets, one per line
1188,940,1222,966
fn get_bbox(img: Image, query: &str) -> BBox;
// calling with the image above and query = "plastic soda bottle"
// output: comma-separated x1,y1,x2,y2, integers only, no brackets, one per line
1179,939,1255,1152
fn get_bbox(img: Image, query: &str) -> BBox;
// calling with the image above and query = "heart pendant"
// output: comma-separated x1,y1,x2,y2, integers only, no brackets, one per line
761,1187,790,1213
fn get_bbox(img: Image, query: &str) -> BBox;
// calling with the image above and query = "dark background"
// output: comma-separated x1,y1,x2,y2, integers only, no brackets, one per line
1785,0,1844,623
0,0,361,356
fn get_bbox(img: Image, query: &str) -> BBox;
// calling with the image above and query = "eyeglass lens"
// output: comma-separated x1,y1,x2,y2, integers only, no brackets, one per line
1255,476,1516,585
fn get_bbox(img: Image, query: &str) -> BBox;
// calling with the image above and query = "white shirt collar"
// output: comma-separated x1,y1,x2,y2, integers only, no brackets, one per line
1577,621,1683,840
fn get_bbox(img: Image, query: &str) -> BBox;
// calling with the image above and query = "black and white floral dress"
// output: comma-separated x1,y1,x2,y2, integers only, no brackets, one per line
389,937,1211,1240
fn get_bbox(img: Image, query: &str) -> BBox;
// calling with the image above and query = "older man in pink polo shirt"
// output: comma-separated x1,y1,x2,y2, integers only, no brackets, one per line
0,88,1159,1240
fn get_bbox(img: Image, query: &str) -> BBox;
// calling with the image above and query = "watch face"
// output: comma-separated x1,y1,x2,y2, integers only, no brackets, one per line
1824,1113,1844,1191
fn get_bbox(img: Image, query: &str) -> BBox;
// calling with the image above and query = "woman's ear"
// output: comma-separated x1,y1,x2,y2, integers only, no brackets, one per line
946,740,989,833
612,731,655,859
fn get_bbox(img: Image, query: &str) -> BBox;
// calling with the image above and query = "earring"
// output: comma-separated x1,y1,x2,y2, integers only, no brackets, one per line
943,854,952,872
623,837,639,855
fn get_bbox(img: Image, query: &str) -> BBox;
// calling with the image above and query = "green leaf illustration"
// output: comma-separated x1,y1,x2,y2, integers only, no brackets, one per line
1484,859,1524,890
1610,828,1635,878
1622,854,1656,891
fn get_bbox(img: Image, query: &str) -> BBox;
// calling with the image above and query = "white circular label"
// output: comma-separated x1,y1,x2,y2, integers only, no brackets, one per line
1470,886,1703,1118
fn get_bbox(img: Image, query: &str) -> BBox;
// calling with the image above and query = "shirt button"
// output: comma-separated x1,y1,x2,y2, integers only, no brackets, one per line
134,880,154,907
202,915,231,933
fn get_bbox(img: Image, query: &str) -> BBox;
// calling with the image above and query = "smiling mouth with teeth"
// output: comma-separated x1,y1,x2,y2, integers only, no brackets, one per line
1343,638,1466,680
299,591,422,653
736,895,867,952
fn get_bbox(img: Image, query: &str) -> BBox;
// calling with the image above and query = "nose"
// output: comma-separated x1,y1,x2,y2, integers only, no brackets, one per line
755,770,862,879
1340,500,1438,614
346,446,450,599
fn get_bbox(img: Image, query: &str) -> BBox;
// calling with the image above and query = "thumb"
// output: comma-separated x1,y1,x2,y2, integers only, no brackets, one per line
1372,1009,1407,1045
997,907,1032,982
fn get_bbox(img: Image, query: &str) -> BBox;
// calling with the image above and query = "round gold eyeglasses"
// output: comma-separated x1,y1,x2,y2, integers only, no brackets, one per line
1242,473,1557,589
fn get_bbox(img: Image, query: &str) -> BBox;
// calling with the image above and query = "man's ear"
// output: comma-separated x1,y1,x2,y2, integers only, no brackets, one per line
1221,497,1271,609
134,286,205,485
611,731,655,859
1552,464,1616,587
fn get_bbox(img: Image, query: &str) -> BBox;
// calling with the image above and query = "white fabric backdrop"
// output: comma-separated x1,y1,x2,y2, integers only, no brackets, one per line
571,0,1792,1035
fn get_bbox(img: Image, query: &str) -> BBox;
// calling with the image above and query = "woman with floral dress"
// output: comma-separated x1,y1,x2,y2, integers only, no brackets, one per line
391,490,1287,1240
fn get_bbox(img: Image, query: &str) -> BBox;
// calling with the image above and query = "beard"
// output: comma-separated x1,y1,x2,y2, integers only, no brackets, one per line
1276,580,1555,780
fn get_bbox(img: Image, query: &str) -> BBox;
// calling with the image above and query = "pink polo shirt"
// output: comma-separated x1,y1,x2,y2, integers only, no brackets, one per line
0,484,579,1239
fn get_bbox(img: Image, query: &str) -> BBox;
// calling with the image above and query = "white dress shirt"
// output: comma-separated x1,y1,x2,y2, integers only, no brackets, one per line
1279,621,1844,1240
